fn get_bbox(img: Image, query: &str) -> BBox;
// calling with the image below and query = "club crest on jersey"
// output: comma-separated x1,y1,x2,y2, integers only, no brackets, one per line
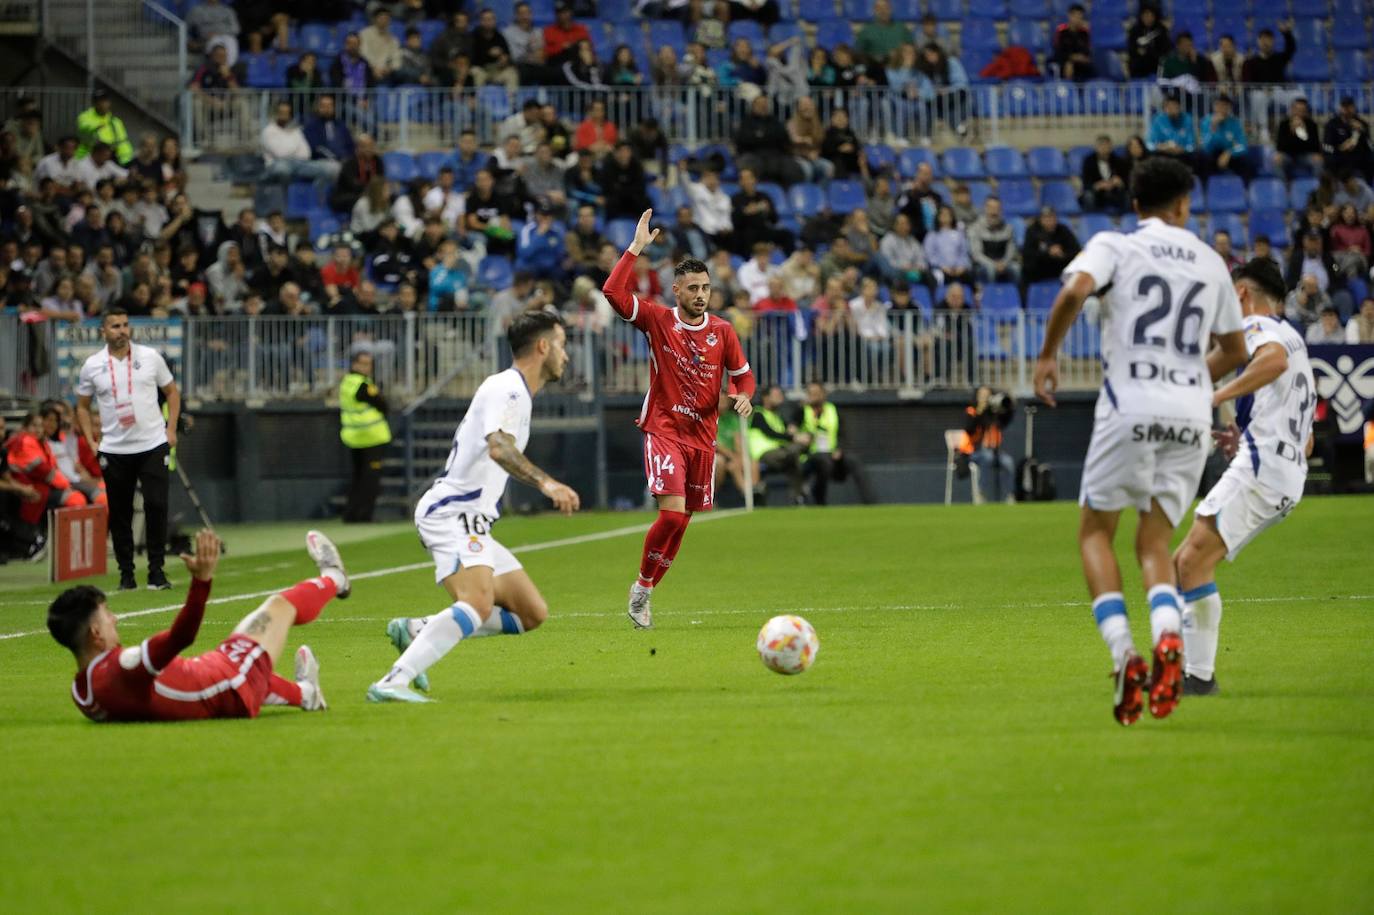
705,332,718,346
468,536,484,553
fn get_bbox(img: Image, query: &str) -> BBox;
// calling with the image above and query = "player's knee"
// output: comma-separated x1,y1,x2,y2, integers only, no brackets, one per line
524,597,549,630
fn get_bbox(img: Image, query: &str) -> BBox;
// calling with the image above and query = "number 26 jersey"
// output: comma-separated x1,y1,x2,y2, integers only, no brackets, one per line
1064,217,1244,425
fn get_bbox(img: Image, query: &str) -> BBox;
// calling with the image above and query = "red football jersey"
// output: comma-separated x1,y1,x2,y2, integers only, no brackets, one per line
604,253,755,452
71,636,269,722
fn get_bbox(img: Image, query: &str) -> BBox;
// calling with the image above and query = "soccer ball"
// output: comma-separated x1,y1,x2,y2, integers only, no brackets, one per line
756,615,820,675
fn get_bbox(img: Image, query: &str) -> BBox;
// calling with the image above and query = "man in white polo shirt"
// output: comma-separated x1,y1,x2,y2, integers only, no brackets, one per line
75,308,181,591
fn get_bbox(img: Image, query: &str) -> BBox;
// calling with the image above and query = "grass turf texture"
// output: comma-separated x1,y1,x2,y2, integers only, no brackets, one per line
1,500,1371,912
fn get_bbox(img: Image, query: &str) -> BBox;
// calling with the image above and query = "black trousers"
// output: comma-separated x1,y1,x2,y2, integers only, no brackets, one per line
804,452,875,506
344,444,386,523
102,443,170,576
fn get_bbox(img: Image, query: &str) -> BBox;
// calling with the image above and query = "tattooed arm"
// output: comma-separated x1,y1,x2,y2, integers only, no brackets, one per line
486,431,581,514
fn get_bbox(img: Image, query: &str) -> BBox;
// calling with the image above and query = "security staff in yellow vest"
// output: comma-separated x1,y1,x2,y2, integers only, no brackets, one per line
801,382,874,505
340,351,392,522
75,88,134,164
747,384,807,505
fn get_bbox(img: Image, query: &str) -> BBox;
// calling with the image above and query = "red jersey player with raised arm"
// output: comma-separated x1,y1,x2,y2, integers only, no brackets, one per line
48,529,350,722
603,209,755,628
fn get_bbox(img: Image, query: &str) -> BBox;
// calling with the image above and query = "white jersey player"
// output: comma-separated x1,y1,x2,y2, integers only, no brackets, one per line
1034,157,1248,727
1173,258,1315,696
368,311,580,703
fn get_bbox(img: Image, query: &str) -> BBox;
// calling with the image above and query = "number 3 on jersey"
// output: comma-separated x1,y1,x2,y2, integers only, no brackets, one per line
1133,275,1205,355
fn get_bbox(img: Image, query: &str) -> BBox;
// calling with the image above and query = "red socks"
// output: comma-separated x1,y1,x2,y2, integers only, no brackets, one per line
638,510,690,588
267,674,302,706
279,576,337,626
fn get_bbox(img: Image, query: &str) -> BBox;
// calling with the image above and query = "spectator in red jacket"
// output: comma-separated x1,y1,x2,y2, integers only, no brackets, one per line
544,3,591,68
1053,4,1095,82
5,411,87,528
320,244,361,290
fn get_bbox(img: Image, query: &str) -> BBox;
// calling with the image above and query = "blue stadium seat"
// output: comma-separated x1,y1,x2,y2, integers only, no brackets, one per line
1289,52,1331,82
965,181,993,210
1331,18,1370,50
300,23,336,54
1190,176,1205,212
1025,281,1059,314
382,151,418,183
827,180,866,212
961,19,1001,52
1041,181,1081,215
1249,210,1291,249
968,0,1008,17
1347,277,1369,312
1288,18,1328,51
865,144,897,175
1026,146,1069,179
608,23,645,54
1064,315,1101,358
1008,216,1027,247
1211,14,1250,46
606,218,637,251
1248,178,1287,212
927,0,964,19
416,18,445,48
984,145,1028,179
1009,0,1050,17
788,182,826,217
981,283,1022,315
999,180,1039,217
1333,49,1371,82
1007,18,1047,53
888,0,922,18
1210,213,1248,247
1171,0,1208,16
844,0,875,17
1091,16,1127,50
897,147,939,179
308,212,341,242
727,20,765,45
963,48,1000,82
1119,213,1139,233
1079,213,1115,237
757,182,791,217
286,181,320,217
1289,177,1319,210
600,0,635,19
476,255,513,290
647,20,683,50
1002,81,1045,118
1206,175,1246,214
942,146,985,180
797,0,838,19
910,284,934,319
815,20,854,49
768,22,803,45
416,150,452,180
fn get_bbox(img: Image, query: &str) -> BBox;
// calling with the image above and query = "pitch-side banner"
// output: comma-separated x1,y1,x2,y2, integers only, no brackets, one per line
1308,344,1374,440
57,318,184,387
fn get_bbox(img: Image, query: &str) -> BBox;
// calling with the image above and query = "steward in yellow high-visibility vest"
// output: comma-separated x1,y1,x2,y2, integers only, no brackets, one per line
75,89,134,164
800,381,873,505
339,351,391,523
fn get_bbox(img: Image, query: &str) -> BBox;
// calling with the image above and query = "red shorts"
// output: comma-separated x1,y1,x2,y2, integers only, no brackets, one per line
154,636,274,720
643,432,715,512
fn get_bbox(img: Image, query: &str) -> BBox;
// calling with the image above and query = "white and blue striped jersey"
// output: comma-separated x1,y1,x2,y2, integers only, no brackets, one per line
1233,314,1315,496
1064,217,1244,425
416,368,532,523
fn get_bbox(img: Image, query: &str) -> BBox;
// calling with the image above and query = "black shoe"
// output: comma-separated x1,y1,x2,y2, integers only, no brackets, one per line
146,570,172,591
1183,674,1220,696
118,573,138,591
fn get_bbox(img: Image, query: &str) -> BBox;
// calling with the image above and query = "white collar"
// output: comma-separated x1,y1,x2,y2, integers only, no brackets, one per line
673,308,708,331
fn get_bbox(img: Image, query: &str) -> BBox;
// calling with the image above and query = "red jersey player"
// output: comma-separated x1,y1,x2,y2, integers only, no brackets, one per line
602,209,755,628
48,529,349,722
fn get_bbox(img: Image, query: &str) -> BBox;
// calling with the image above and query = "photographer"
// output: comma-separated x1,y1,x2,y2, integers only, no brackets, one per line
960,386,1015,504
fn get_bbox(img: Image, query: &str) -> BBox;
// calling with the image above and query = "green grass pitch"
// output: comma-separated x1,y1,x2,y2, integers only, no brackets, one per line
1,500,1371,912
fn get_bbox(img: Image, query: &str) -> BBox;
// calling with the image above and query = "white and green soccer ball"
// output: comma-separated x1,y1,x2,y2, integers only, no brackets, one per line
756,615,819,676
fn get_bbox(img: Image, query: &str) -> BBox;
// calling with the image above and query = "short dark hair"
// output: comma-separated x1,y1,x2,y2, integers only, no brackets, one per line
1232,257,1287,303
1131,156,1194,214
101,307,129,324
674,257,709,277
508,308,564,358
1068,3,1084,13
47,585,105,653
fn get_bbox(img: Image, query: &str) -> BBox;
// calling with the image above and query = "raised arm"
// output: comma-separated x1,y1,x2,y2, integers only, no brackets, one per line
143,530,220,670
602,209,660,323
486,430,580,514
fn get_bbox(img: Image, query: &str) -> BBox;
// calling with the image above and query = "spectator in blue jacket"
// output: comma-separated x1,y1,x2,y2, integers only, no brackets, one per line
515,203,567,283
1147,92,1196,165
302,94,354,165
1200,94,1252,181
451,130,485,192
427,238,469,311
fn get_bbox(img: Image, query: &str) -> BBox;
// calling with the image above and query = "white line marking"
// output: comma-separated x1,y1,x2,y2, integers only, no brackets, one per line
0,511,748,641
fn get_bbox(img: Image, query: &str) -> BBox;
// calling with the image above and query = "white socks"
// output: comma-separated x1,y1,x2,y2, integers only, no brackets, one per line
1147,584,1183,645
1182,582,1223,680
405,607,524,642
1092,592,1135,666
382,601,483,686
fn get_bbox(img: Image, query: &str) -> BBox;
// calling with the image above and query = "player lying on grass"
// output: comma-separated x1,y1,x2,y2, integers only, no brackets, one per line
1034,157,1248,726
1173,258,1315,696
48,529,349,722
602,209,754,629
369,310,580,703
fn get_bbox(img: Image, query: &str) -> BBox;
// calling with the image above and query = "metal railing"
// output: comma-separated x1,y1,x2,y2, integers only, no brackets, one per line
0,1,39,30
180,80,1374,154
0,88,91,153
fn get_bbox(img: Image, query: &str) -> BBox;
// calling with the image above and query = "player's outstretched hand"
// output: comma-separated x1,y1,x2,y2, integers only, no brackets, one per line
179,528,221,582
1032,356,1059,407
629,209,660,256
1212,422,1241,461
540,478,581,516
729,393,753,418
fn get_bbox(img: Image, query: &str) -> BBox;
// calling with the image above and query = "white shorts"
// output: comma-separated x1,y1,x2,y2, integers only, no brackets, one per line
1194,463,1297,561
414,508,522,584
1079,410,1209,527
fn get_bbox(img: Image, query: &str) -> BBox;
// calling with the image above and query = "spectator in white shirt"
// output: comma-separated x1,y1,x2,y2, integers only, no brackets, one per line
1305,305,1346,345
877,212,930,288
359,9,403,84
688,169,734,247
422,166,465,229
737,241,775,304
73,142,129,189
261,101,339,195
503,2,546,84
34,136,84,196
848,276,892,341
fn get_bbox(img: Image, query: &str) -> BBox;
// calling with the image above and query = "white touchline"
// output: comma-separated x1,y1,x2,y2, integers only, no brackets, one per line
0,511,750,641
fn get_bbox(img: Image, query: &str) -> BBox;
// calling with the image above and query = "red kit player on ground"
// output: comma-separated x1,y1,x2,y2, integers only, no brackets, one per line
603,209,755,628
48,529,350,722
